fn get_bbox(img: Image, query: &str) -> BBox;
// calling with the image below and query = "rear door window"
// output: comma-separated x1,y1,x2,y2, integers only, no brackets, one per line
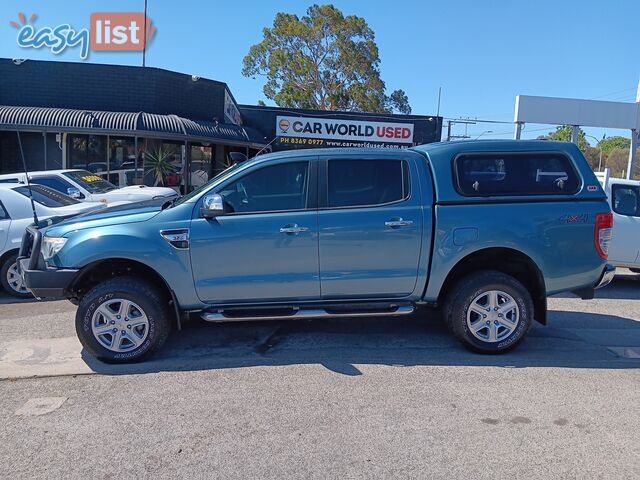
455,153,580,196
611,184,640,217
327,159,409,208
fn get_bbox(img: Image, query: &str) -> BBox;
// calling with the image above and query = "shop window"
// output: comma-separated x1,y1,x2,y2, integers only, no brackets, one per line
69,134,107,170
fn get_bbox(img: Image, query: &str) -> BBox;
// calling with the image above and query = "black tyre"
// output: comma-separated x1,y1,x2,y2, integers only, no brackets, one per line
0,253,32,298
444,270,533,353
75,277,171,363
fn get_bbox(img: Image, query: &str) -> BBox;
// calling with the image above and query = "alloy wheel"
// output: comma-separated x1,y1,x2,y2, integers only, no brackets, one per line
466,290,520,343
91,298,150,352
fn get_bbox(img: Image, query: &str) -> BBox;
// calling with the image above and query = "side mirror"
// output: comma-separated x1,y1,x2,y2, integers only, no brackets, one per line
200,193,225,219
67,187,82,199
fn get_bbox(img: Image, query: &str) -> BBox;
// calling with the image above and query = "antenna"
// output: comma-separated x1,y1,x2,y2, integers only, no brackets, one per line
254,135,279,157
16,131,39,225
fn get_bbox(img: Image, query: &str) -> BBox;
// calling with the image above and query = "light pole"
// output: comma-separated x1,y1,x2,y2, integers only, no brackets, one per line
585,134,606,171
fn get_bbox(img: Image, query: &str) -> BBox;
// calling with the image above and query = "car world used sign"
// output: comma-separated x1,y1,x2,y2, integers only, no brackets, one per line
276,115,415,147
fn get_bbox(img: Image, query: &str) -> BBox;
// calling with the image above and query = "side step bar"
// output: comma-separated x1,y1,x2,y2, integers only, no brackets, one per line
201,305,415,323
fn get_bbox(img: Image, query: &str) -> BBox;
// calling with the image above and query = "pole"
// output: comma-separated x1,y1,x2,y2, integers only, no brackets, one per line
16,132,39,225
514,122,523,140
627,129,637,180
447,120,452,141
571,125,580,145
142,0,148,67
436,87,442,118
43,131,47,170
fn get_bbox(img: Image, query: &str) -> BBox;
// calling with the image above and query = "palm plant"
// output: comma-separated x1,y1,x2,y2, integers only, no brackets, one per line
144,146,176,186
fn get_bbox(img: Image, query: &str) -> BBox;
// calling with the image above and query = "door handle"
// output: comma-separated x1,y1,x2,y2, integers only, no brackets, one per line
385,218,414,228
280,224,309,234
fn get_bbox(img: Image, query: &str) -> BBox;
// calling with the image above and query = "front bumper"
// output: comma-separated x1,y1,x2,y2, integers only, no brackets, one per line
17,223,79,299
18,258,78,298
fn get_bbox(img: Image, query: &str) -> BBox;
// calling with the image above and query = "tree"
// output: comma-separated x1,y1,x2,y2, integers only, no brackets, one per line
583,147,602,171
599,136,630,156
606,148,629,177
242,4,411,114
545,125,589,152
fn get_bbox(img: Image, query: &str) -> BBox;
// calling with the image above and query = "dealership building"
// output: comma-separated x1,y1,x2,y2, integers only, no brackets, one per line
0,58,442,191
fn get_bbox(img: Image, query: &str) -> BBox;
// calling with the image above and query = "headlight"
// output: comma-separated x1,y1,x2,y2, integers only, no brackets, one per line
41,236,68,261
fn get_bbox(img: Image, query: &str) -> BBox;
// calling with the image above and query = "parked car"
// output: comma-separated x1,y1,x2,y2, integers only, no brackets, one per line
19,140,614,362
0,169,178,204
0,183,109,297
595,168,640,272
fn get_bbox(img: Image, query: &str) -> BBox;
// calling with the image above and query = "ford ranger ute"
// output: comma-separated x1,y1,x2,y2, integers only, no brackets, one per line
18,140,615,363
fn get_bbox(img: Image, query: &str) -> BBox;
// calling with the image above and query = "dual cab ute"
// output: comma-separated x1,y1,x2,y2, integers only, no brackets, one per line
19,140,614,363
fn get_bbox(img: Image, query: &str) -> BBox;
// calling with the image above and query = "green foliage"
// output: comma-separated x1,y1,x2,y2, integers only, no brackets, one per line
546,125,589,152
599,136,631,156
145,146,176,186
387,89,411,115
242,4,411,114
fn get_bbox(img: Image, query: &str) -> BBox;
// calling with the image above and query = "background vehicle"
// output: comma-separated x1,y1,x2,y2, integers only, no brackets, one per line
0,169,178,204
20,140,614,362
595,169,640,273
0,183,107,297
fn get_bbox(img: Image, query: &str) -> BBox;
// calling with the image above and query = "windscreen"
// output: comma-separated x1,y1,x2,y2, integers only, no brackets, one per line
63,171,117,194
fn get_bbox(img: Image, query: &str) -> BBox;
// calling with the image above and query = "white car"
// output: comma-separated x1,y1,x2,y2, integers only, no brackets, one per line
0,169,179,204
596,169,640,273
0,183,108,297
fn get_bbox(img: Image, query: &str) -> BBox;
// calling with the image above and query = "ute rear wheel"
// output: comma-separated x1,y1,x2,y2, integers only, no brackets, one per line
75,277,171,363
1,253,32,298
444,270,533,353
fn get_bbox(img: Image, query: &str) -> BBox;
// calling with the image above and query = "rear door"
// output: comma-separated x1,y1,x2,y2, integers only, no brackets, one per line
608,183,640,265
318,155,425,298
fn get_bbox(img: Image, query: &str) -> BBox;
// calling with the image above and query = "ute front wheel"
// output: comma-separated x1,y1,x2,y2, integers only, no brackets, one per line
75,277,171,363
444,271,533,353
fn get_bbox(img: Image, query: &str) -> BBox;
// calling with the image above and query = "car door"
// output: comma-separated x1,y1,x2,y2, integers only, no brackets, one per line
0,199,10,253
608,183,640,265
190,158,320,304
318,155,424,299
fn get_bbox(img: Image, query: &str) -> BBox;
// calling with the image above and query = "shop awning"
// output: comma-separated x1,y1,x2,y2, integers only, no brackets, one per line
0,105,266,147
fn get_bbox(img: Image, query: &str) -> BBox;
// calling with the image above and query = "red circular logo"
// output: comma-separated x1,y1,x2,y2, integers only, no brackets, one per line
279,119,290,132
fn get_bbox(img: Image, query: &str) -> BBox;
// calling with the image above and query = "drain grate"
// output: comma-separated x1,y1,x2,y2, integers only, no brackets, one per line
607,347,640,359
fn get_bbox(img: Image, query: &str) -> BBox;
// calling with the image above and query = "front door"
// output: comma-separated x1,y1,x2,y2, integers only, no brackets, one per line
609,183,640,265
318,157,425,299
190,159,320,304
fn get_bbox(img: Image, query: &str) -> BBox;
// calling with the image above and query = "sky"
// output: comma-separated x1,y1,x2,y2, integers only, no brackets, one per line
1,0,638,143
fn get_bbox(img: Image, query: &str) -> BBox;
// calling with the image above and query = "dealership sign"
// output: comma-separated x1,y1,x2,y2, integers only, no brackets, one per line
276,115,414,144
